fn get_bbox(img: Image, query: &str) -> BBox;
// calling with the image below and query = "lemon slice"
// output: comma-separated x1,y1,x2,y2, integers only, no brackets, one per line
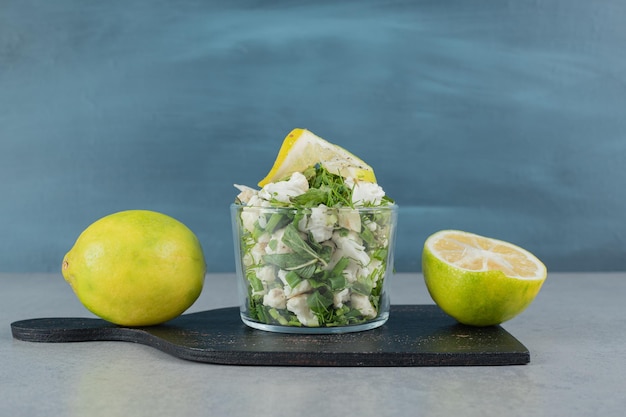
422,230,547,326
258,128,376,187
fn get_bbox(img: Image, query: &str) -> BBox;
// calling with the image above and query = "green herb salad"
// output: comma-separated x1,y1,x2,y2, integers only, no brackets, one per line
232,165,397,329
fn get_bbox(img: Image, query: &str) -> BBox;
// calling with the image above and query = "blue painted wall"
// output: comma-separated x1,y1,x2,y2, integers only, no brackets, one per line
2,0,625,273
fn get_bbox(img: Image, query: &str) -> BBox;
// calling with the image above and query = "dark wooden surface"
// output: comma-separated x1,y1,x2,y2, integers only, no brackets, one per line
11,304,529,367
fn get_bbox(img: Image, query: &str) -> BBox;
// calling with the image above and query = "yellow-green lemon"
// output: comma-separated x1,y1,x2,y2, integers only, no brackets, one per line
62,210,206,326
422,230,547,326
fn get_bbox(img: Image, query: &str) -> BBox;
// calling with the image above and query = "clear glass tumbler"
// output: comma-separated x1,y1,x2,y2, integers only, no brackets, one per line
231,203,398,334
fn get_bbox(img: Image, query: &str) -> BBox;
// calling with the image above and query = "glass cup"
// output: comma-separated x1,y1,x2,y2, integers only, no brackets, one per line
231,203,398,334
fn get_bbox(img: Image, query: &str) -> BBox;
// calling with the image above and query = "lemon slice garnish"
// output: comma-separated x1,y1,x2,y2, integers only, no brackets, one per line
258,128,376,187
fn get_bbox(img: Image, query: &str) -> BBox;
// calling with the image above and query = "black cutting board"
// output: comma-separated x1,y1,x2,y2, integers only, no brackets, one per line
11,304,529,366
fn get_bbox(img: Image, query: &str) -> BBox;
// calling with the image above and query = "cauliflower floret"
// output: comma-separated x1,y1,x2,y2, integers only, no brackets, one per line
350,293,377,319
264,227,292,255
284,279,313,299
277,269,289,286
259,172,309,203
276,270,313,299
337,209,361,233
342,260,360,283
248,194,271,207
243,241,267,266
346,178,385,206
256,265,277,284
240,206,261,233
364,217,377,232
251,240,271,265
350,258,385,286
239,195,273,232
263,288,287,309
332,230,370,266
324,243,361,283
287,294,319,327
298,204,337,243
333,288,351,308
234,184,259,205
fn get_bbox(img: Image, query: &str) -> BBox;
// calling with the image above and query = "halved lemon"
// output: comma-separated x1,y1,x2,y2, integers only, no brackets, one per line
422,230,547,326
258,128,376,187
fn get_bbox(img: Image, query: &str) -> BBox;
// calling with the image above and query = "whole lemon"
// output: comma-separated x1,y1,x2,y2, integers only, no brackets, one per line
62,210,206,326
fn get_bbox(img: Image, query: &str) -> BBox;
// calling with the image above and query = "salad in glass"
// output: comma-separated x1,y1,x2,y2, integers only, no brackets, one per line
231,156,397,333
